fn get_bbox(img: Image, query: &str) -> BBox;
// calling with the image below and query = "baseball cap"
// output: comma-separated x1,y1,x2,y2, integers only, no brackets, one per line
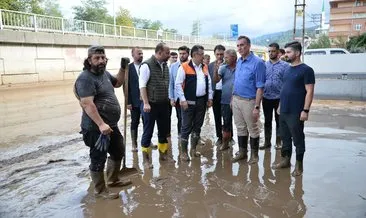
88,45,105,57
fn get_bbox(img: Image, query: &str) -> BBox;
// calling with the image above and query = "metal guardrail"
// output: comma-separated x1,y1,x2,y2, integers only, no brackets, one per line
0,9,229,45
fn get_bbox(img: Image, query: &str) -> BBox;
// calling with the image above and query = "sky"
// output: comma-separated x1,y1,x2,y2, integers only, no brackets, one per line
60,0,330,38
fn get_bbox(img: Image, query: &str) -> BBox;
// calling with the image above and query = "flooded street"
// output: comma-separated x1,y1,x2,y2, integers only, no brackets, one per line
0,81,366,218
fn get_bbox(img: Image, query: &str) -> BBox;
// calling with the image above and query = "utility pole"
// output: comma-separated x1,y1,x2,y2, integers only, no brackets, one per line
293,0,306,59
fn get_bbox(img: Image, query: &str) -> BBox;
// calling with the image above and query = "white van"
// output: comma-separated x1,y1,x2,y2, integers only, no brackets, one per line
304,48,350,55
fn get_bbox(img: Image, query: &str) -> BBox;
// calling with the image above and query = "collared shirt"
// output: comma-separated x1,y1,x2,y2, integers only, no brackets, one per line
208,61,222,91
169,61,182,101
134,63,140,77
263,60,289,100
233,52,266,99
218,64,235,104
138,60,164,88
175,61,213,102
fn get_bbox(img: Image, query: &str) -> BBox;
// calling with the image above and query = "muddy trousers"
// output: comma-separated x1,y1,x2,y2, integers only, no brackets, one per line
82,127,125,172
280,113,305,161
212,90,222,139
221,104,233,135
140,101,169,147
181,97,206,142
169,99,182,135
262,98,280,137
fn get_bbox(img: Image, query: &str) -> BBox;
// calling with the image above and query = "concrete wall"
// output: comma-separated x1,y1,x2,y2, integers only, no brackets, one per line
0,30,229,85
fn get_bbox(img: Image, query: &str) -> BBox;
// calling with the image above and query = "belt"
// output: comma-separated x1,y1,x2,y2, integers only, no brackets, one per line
233,95,255,101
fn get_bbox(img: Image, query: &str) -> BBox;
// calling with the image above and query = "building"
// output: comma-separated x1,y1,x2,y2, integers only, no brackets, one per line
329,0,366,39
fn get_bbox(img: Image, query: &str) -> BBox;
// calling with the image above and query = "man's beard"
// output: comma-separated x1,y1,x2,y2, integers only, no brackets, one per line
91,64,106,75
180,57,188,63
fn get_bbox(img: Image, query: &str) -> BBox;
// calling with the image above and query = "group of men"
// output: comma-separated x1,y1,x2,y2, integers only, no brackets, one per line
74,35,315,199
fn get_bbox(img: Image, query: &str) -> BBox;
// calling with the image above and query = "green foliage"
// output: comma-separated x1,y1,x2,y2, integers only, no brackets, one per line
0,0,62,16
307,34,331,49
347,33,366,53
115,7,133,27
72,0,112,23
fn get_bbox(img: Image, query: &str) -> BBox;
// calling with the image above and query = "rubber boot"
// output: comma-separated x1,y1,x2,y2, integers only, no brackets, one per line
180,139,190,161
106,158,132,187
292,160,303,177
142,147,153,169
219,131,230,151
272,155,291,169
215,137,222,147
259,127,271,150
248,137,259,164
190,133,201,158
274,136,282,150
90,171,119,199
131,130,138,152
232,136,248,162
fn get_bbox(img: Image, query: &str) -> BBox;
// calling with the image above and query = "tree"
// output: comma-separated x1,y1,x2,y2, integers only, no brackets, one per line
115,7,133,27
42,0,62,17
191,20,201,36
72,0,112,23
332,36,347,49
307,34,331,49
347,33,366,53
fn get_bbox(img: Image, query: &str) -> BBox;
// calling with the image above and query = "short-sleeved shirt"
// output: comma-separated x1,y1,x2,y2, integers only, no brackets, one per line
264,60,289,100
74,70,121,131
218,64,235,104
280,63,315,114
233,52,266,99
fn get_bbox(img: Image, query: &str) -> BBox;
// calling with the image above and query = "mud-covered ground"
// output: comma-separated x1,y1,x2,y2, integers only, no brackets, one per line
0,81,365,218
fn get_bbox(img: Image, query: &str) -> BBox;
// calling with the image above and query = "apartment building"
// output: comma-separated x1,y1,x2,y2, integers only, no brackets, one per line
329,0,366,39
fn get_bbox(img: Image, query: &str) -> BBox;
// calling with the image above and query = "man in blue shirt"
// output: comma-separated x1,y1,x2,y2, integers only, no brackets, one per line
231,36,266,164
213,49,236,151
272,41,315,177
169,46,190,137
260,43,290,150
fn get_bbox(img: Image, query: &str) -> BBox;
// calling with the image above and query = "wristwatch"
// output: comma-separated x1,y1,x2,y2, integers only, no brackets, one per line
303,109,310,113
255,106,260,110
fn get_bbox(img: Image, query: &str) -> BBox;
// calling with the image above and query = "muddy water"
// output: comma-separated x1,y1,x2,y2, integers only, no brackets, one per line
1,82,366,218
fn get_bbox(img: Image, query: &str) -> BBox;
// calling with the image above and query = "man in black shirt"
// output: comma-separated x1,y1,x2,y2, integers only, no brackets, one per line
272,41,315,177
74,45,131,199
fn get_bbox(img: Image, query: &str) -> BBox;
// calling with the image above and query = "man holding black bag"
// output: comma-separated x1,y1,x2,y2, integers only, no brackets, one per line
74,45,131,200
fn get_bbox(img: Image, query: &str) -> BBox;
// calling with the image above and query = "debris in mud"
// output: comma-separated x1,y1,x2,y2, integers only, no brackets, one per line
47,159,67,164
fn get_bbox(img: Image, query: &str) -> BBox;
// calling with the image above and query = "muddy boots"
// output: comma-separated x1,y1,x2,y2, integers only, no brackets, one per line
90,171,119,199
248,137,260,164
180,139,190,161
106,158,132,187
232,136,248,162
142,147,153,169
292,154,304,176
272,150,291,169
219,131,230,151
131,130,138,152
274,136,282,150
259,127,271,150
158,141,175,162
190,133,201,159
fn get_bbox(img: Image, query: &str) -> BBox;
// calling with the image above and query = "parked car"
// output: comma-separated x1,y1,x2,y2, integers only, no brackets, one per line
304,48,350,55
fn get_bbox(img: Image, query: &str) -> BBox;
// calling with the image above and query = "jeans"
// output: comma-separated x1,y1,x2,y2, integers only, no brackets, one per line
82,127,125,172
181,97,207,141
262,98,280,136
140,101,169,147
221,104,233,133
280,113,305,157
213,90,222,139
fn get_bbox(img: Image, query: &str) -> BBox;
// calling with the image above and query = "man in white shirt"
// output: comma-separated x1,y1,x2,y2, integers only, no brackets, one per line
139,42,171,169
175,45,213,161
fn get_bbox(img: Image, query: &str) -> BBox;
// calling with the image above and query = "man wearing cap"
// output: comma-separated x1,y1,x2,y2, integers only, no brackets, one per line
74,46,132,200
139,42,172,168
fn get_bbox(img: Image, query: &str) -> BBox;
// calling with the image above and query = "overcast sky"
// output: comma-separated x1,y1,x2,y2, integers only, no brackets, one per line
60,0,329,38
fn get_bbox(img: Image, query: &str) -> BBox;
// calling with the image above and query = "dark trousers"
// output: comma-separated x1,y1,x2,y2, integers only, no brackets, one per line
221,104,233,133
181,97,207,141
169,100,182,135
141,102,169,147
280,113,305,158
213,90,222,139
130,106,142,135
262,98,280,136
82,127,124,172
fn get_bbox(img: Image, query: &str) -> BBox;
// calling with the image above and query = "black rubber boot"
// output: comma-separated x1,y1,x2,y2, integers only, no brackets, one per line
190,133,201,158
90,171,119,199
180,139,190,161
232,136,248,162
131,130,138,152
274,136,282,150
106,158,132,187
248,137,259,164
259,127,272,150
